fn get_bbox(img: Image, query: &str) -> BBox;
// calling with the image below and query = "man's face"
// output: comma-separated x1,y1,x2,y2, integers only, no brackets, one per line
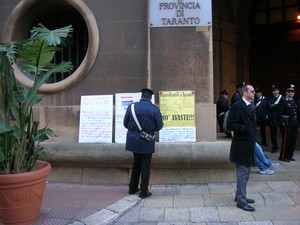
255,92,262,98
272,89,280,96
222,94,228,100
286,90,295,98
244,85,255,102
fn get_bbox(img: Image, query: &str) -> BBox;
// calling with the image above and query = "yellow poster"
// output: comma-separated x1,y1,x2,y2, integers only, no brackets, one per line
159,91,196,142
159,91,195,127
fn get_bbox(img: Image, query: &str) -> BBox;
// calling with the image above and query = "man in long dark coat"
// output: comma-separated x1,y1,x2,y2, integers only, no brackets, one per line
227,84,257,211
123,88,163,198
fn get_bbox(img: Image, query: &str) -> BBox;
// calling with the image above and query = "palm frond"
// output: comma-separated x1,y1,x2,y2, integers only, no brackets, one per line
18,41,60,76
30,23,73,46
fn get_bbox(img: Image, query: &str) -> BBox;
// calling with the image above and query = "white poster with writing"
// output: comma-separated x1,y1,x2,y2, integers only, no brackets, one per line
115,93,155,143
149,0,212,27
115,93,142,143
79,95,113,143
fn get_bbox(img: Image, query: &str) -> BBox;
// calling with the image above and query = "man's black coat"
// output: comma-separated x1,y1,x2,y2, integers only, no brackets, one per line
227,99,257,166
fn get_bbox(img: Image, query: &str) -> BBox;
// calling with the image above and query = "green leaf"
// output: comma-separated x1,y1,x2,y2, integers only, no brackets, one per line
30,94,43,105
0,130,15,163
18,41,60,75
34,127,56,142
0,122,12,133
0,151,5,162
31,24,73,46
22,61,73,115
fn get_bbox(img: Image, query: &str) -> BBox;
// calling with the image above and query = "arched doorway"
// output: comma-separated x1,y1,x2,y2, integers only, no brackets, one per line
249,0,300,98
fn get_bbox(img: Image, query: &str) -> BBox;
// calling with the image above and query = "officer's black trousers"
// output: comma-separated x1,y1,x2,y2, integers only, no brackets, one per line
129,153,152,194
270,126,284,150
257,119,267,144
280,126,298,160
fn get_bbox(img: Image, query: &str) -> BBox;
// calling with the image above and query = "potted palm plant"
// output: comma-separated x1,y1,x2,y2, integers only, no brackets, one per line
0,23,73,225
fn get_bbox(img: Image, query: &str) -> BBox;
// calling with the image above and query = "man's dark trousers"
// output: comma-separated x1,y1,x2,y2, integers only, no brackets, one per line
129,153,152,194
235,164,251,207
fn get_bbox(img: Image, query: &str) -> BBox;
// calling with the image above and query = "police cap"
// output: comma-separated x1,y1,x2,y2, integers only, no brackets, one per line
271,84,280,91
286,84,295,92
141,88,154,95
236,82,246,88
220,89,229,95
255,87,262,93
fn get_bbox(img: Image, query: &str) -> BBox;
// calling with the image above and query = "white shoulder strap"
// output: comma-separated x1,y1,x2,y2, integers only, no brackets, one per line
131,104,142,131
274,95,282,104
255,101,261,108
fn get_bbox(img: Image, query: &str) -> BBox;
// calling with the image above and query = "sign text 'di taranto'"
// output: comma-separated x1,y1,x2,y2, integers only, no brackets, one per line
149,0,212,27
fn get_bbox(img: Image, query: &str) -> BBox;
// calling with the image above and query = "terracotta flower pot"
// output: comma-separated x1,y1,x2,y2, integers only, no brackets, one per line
0,160,51,225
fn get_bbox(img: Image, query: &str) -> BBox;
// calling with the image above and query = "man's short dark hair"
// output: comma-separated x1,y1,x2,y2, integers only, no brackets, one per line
141,88,154,99
240,84,249,95
141,91,152,99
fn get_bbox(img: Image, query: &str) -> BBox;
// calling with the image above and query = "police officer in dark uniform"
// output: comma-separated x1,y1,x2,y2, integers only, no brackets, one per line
267,85,285,153
123,88,163,198
254,87,268,146
217,89,230,132
279,84,300,162
231,82,245,105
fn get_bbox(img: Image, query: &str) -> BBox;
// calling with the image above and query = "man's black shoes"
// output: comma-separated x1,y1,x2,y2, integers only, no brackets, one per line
128,188,140,195
139,191,152,199
237,204,255,211
234,197,255,204
245,198,255,204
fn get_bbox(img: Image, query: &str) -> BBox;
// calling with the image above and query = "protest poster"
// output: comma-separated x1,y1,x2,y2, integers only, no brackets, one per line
115,93,155,143
159,90,196,142
79,95,113,143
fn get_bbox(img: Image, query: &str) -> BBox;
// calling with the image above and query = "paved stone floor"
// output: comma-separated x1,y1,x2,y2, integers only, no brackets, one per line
111,146,300,225
34,184,128,225
33,130,300,225
33,150,300,225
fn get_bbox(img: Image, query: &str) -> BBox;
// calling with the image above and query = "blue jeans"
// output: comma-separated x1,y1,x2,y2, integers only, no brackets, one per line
254,143,272,170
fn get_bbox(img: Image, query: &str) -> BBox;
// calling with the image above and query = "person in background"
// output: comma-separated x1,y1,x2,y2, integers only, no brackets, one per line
123,88,163,198
279,84,300,162
227,84,257,212
254,143,279,175
254,87,268,146
231,82,245,105
267,85,285,153
217,89,230,132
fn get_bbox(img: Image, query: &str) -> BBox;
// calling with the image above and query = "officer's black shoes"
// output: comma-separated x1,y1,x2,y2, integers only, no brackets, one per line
271,148,277,153
128,188,140,195
288,158,296,161
139,191,152,199
279,158,290,162
237,204,255,211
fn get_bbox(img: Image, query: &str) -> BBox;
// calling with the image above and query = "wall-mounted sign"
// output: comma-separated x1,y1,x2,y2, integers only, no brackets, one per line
159,90,196,142
115,93,155,143
115,93,142,143
79,95,113,143
149,0,212,27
